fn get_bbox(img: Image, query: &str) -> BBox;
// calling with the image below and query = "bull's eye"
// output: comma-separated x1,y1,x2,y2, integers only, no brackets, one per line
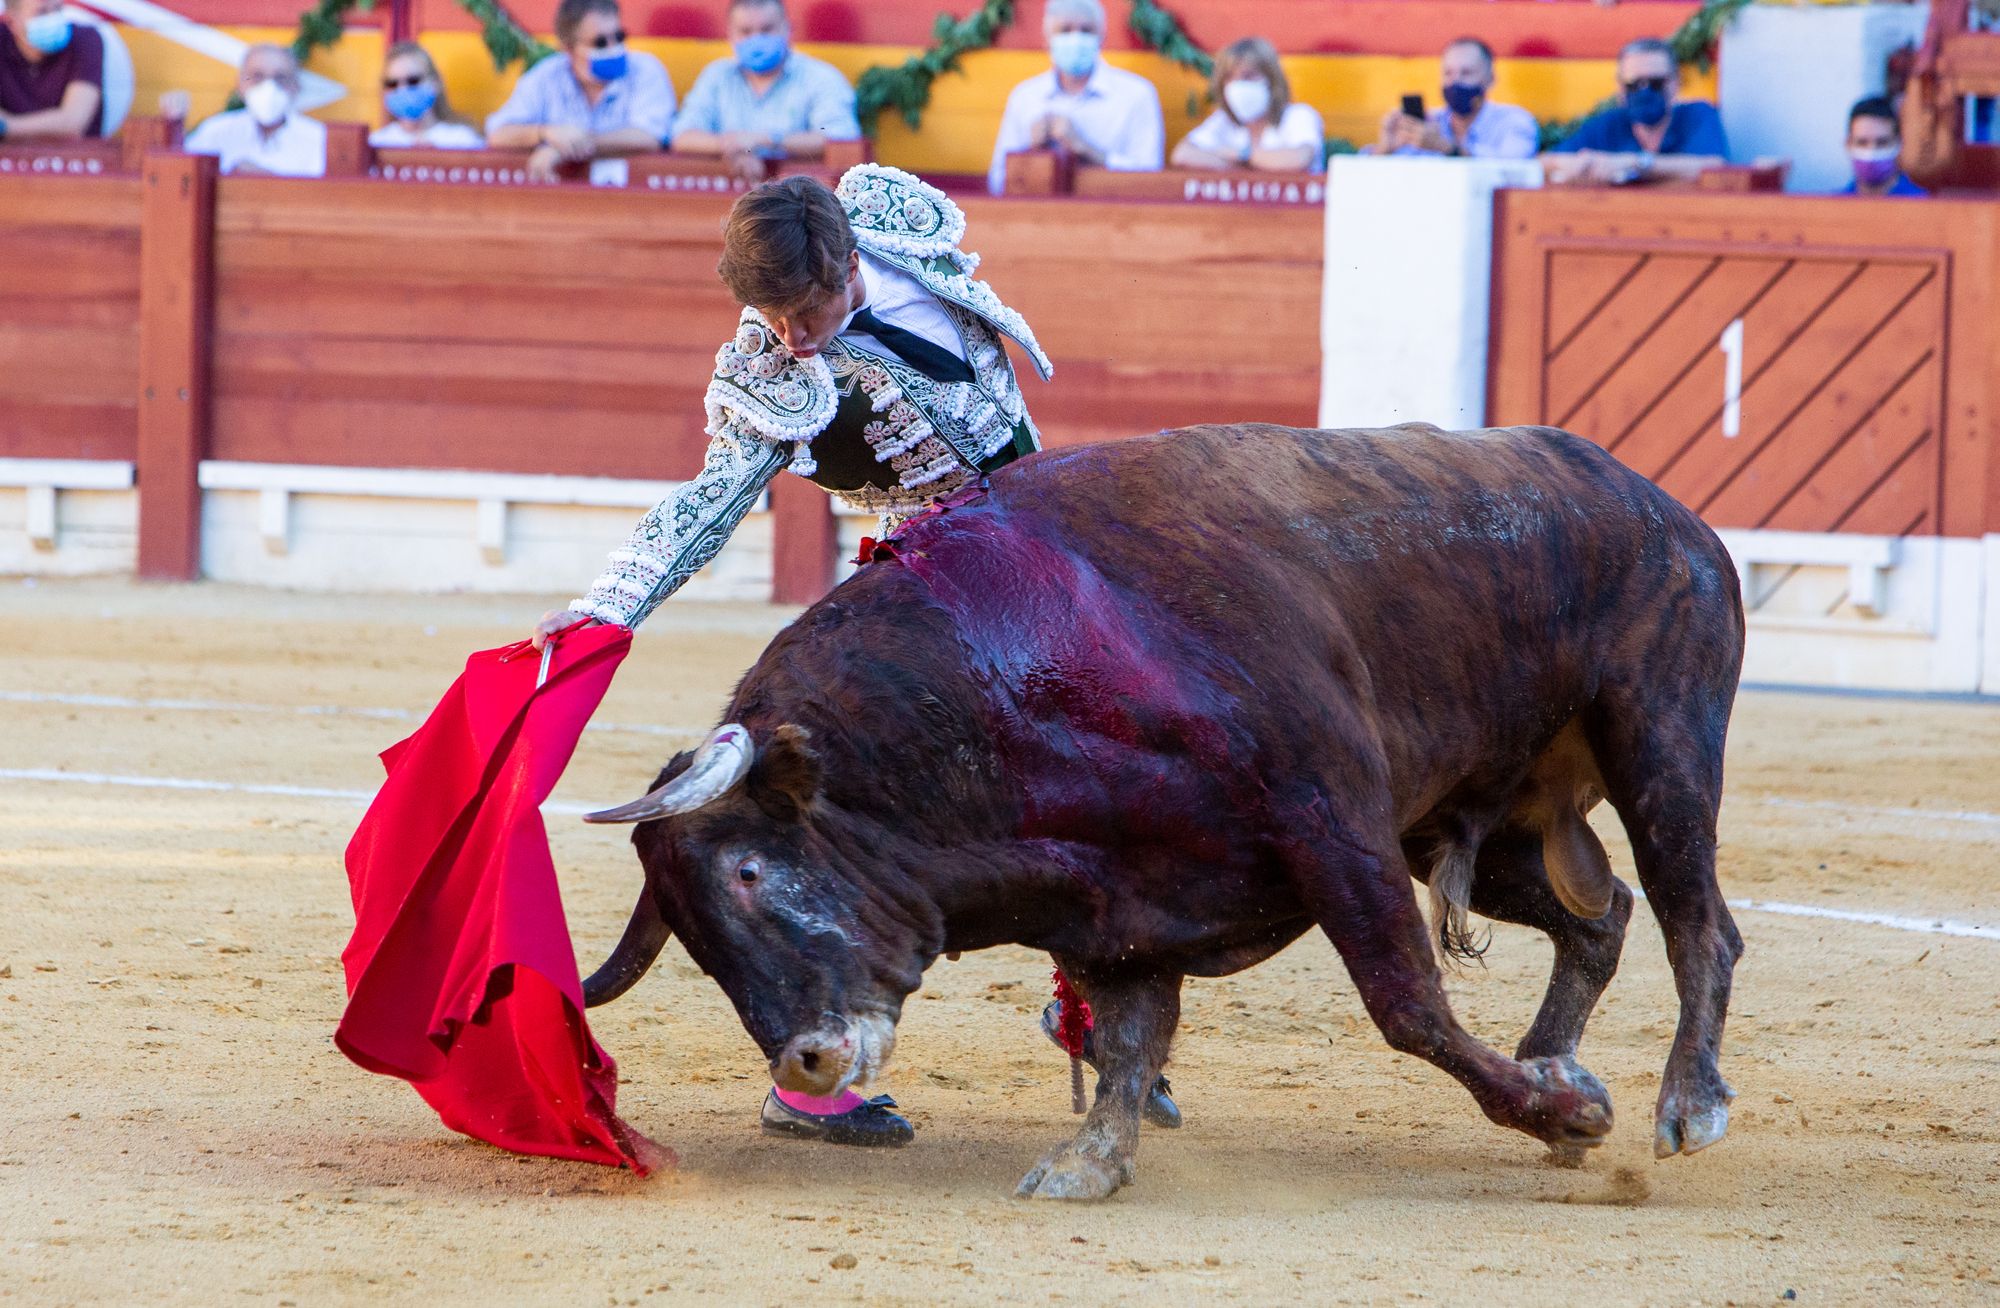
737,859,761,884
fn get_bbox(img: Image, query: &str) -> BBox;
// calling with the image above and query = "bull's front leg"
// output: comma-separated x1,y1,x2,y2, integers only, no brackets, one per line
1015,966,1180,1201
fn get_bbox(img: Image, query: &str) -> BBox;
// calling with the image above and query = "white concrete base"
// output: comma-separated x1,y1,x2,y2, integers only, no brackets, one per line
196,464,774,602
1717,529,1991,694
1983,536,2000,696
0,486,138,575
1719,5,1931,195
0,459,139,576
1319,156,1542,431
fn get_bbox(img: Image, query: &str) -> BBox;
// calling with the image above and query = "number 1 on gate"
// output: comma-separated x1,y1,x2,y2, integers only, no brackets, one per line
1718,318,1744,438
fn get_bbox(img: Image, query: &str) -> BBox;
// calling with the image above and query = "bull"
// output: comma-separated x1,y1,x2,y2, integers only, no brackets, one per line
580,423,1746,1200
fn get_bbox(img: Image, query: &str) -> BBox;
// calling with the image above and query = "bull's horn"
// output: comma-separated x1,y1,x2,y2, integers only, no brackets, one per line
582,887,671,1007
582,723,755,824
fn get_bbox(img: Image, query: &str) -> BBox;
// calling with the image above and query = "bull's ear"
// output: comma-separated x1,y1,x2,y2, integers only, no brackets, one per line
748,723,821,822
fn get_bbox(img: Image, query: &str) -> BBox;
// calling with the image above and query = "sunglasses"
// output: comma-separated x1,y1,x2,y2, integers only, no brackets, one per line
1623,76,1672,94
382,74,429,90
583,29,628,48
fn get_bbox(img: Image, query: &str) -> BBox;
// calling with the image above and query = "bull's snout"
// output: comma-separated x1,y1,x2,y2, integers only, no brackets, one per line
772,1029,858,1097
769,1013,898,1097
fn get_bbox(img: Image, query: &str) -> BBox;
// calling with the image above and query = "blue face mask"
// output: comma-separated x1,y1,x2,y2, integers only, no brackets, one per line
1624,85,1670,128
1049,30,1100,79
24,12,73,54
588,48,629,82
1441,82,1483,116
734,32,788,75
384,81,438,121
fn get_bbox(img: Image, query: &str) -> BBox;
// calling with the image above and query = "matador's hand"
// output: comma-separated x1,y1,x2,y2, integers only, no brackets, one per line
531,608,601,650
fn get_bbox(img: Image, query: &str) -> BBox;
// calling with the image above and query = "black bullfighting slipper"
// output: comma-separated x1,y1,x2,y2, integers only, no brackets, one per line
1039,1001,1184,1129
760,1090,915,1147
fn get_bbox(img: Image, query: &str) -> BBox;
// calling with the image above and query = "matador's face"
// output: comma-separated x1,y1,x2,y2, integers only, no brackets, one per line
762,252,862,360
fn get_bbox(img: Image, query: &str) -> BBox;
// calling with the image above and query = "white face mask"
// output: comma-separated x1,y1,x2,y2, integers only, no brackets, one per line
243,79,293,127
1223,78,1272,125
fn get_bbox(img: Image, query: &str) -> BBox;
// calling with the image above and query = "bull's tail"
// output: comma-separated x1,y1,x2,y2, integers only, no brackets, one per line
1427,842,1489,965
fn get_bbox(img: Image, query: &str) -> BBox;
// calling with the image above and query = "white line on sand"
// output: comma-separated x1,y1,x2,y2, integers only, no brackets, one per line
0,689,686,737
1,766,1994,942
1753,795,2000,829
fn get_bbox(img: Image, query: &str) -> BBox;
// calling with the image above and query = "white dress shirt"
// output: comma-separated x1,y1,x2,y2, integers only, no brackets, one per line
183,109,327,177
841,251,966,362
1181,102,1325,171
988,62,1165,195
368,119,484,148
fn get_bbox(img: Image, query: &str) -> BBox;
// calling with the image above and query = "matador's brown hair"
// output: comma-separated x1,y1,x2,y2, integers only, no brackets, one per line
717,177,858,314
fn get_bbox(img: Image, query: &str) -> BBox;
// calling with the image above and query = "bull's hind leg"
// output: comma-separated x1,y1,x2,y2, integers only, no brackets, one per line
1588,686,1743,1159
1279,812,1615,1154
1455,830,1636,1167
1463,828,1635,1065
1015,967,1180,1201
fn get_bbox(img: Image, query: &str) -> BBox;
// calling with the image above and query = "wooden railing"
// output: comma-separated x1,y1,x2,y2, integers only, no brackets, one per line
1001,151,1328,207
357,131,868,189
0,115,180,176
1906,30,2000,190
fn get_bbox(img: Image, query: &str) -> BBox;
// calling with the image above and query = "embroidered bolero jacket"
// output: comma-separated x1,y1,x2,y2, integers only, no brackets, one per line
572,164,1055,630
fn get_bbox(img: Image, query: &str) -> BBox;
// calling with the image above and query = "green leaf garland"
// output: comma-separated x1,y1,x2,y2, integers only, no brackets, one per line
1127,0,1212,80
854,0,1016,135
285,0,550,83
1669,0,1757,75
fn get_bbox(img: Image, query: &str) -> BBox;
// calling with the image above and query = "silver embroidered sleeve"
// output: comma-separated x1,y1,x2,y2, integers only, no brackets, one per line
570,424,793,630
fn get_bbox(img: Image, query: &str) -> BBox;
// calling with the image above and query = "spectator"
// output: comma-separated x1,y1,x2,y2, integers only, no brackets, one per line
486,0,675,183
671,0,859,181
987,0,1163,195
0,0,106,140
1840,96,1925,196
181,44,326,177
1545,36,1726,185
371,41,481,149
1373,37,1537,160
1171,36,1322,173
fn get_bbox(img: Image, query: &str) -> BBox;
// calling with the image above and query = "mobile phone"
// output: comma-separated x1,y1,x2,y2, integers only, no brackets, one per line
1401,93,1425,120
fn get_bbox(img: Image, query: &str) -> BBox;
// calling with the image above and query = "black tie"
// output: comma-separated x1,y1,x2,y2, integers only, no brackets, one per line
845,307,976,385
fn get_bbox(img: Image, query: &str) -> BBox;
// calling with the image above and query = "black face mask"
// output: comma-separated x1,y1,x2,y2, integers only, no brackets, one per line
1624,82,1671,128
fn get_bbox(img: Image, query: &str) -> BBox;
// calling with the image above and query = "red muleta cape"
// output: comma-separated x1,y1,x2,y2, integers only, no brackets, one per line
335,623,667,1174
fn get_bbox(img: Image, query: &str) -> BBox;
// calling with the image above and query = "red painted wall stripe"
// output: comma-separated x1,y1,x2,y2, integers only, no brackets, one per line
118,0,1702,61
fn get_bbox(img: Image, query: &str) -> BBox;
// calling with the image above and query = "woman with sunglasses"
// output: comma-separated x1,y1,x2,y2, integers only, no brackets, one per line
485,0,676,183
370,42,481,149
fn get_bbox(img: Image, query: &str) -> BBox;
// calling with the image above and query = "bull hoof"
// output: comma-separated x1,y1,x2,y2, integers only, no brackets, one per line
1654,1101,1731,1158
1519,1055,1614,1147
1654,1072,1735,1159
1014,1147,1130,1202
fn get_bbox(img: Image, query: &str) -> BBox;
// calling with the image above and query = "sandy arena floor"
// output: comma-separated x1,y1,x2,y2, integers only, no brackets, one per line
1,578,1997,1306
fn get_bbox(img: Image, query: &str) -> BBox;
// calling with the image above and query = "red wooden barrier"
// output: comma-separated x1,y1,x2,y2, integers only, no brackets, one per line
0,173,142,461
4,158,1323,600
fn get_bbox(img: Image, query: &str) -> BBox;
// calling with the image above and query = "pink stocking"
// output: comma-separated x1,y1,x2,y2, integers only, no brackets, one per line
774,1087,866,1115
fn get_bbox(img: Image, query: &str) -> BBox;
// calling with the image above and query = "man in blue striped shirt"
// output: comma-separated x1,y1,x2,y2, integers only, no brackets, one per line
671,0,860,182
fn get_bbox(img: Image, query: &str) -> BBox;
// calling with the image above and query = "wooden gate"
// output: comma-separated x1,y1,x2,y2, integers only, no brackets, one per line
1489,189,2000,540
